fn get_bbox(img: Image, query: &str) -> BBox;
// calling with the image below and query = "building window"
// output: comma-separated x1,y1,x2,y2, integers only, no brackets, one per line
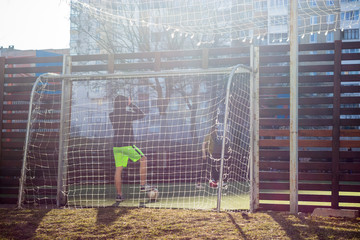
310,33,318,43
254,1,267,12
326,32,334,42
342,29,360,40
310,16,318,25
269,0,288,7
269,15,287,26
269,33,288,44
341,10,360,21
327,14,335,24
310,0,317,7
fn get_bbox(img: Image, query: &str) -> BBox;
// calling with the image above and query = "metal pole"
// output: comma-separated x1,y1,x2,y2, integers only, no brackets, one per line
216,64,245,212
250,46,260,212
289,0,299,214
17,74,57,208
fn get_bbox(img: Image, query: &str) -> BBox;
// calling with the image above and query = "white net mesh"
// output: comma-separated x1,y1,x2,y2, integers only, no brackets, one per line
19,68,251,210
69,0,353,47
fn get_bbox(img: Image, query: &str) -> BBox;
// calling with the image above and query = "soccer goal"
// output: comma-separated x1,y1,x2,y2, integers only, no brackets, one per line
18,66,253,211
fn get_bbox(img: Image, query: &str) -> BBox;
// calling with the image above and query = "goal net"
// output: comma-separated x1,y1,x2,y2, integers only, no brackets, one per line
70,0,344,49
18,67,252,210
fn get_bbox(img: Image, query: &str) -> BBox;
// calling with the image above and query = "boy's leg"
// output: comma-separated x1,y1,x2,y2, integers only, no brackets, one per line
139,156,147,186
115,166,123,195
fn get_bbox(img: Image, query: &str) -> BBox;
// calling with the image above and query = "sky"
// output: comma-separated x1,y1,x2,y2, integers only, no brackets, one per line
0,0,70,50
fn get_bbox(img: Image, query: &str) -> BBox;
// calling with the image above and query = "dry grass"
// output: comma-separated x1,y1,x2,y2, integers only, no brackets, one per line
0,207,359,239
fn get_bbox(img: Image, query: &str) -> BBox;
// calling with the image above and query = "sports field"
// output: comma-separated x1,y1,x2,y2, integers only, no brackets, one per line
66,181,250,210
1,207,359,239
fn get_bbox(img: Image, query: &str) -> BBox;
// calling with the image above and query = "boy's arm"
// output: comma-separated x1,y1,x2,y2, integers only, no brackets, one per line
128,103,145,120
109,112,115,127
202,141,207,160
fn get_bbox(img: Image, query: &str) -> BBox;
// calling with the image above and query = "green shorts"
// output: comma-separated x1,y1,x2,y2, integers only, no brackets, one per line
113,145,144,167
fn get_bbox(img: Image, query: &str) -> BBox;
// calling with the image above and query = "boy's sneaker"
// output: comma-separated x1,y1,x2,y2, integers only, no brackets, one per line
196,183,205,189
116,194,124,202
209,179,218,188
140,184,155,192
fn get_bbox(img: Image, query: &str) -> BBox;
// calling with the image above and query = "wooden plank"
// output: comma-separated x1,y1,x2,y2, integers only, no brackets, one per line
299,194,332,202
260,161,331,171
339,195,360,203
161,60,202,69
259,204,289,212
260,54,334,64
299,173,332,181
260,97,333,105
339,174,360,181
340,184,360,192
340,140,360,148
71,64,108,73
260,118,333,126
0,160,22,168
342,41,360,49
260,193,289,201
342,64,360,72
208,57,249,67
259,129,332,137
299,43,334,51
340,163,360,171
340,97,360,104
341,119,360,126
260,44,289,52
341,85,360,93
260,182,289,190
341,108,360,115
4,66,62,74
71,54,109,62
4,76,37,84
5,56,63,65
260,75,334,85
341,74,360,82
3,95,31,101
260,139,332,147
0,57,5,161
340,151,360,159
260,86,333,95
209,46,250,56
2,132,26,138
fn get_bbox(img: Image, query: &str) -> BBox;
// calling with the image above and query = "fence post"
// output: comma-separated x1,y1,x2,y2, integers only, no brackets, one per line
108,54,115,74
250,46,260,212
154,52,161,71
332,40,342,209
202,48,209,69
289,0,299,214
62,55,72,74
0,57,5,161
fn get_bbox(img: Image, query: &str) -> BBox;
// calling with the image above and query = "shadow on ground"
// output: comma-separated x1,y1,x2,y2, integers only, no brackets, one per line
96,204,129,225
268,211,360,240
0,207,51,239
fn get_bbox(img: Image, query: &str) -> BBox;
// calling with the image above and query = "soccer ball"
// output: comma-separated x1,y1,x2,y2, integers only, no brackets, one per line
147,188,159,201
209,179,218,188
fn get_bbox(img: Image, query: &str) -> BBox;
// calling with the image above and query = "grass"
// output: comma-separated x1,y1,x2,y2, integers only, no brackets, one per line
0,207,359,239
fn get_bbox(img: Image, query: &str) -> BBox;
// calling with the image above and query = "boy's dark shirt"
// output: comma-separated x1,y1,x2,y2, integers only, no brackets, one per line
109,104,145,147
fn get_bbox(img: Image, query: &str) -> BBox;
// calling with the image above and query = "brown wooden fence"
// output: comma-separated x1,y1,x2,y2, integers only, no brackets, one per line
1,42,359,212
258,41,360,212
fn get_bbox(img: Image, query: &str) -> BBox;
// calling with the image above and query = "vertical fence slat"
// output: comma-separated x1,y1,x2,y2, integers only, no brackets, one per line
251,46,260,212
0,57,5,161
108,54,115,74
332,40,342,209
202,48,209,69
289,0,299,214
